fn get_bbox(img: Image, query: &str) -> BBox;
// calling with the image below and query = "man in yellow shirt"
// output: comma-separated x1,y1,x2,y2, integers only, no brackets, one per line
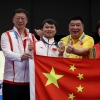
59,15,94,58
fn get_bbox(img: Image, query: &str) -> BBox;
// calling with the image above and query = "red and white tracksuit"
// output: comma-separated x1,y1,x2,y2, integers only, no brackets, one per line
34,36,59,57
1,26,36,84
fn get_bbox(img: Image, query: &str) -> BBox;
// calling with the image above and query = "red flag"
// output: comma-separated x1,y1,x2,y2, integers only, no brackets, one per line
34,55,100,100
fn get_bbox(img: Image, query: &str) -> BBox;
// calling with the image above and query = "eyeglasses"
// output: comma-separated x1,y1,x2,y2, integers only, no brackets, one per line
15,17,26,21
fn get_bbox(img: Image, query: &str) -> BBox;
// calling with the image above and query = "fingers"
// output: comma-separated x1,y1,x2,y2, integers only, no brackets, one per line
30,40,32,43
34,29,37,33
70,41,73,45
28,42,34,51
34,29,43,37
34,29,41,34
58,46,65,53
58,46,65,57
25,53,32,58
66,44,73,53
21,53,32,61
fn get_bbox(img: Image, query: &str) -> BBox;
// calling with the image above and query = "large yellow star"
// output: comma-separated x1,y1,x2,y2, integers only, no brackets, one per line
43,67,63,88
68,93,75,100
69,65,76,72
76,85,84,92
77,73,84,80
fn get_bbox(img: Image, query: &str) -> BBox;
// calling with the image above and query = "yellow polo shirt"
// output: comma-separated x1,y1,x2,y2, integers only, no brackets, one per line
60,32,94,58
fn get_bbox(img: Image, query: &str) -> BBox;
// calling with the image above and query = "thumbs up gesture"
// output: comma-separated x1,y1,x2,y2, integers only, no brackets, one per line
66,41,74,53
28,40,34,51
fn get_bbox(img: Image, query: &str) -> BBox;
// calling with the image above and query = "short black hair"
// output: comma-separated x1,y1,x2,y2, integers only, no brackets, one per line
68,15,84,24
41,19,57,30
96,20,100,32
13,8,28,18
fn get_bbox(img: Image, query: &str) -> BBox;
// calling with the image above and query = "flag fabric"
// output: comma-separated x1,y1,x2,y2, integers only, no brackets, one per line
34,55,100,100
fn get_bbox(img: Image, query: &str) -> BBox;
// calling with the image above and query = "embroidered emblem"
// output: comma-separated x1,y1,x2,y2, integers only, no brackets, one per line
52,48,57,51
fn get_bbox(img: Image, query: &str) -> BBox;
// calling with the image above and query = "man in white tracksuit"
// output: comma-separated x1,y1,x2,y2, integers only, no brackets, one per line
28,19,65,100
29,19,65,57
1,8,38,100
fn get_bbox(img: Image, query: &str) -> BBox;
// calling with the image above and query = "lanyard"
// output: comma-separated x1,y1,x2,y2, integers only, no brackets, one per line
41,38,59,48
66,33,86,57
13,29,19,43
13,29,26,52
68,33,86,47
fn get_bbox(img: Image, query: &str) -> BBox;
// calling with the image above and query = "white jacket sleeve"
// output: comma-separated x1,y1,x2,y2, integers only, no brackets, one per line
1,33,22,62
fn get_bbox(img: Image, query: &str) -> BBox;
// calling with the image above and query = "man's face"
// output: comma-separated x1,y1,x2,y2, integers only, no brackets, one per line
42,23,57,39
68,20,84,39
12,13,28,30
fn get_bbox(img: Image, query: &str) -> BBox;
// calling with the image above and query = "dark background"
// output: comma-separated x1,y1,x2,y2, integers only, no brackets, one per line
0,0,100,49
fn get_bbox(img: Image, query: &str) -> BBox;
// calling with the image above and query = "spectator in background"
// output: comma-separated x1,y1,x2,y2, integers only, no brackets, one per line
90,20,100,58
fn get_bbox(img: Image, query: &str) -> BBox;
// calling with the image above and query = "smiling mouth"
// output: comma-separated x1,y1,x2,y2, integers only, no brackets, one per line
18,24,23,26
72,31,78,34
47,32,52,34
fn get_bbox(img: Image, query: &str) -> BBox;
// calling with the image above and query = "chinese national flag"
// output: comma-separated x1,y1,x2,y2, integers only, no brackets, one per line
34,55,100,100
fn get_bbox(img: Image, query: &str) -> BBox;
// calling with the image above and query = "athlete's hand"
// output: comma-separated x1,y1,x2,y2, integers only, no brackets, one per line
58,46,65,57
28,41,34,51
34,29,43,38
21,53,32,61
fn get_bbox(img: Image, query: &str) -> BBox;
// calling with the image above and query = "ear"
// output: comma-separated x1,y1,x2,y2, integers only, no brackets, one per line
12,18,14,23
82,24,84,28
55,29,57,33
26,18,28,24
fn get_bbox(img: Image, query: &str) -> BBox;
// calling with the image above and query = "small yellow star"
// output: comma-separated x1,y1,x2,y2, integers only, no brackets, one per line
68,93,75,100
76,85,84,92
43,67,63,88
77,73,84,80
69,65,76,72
